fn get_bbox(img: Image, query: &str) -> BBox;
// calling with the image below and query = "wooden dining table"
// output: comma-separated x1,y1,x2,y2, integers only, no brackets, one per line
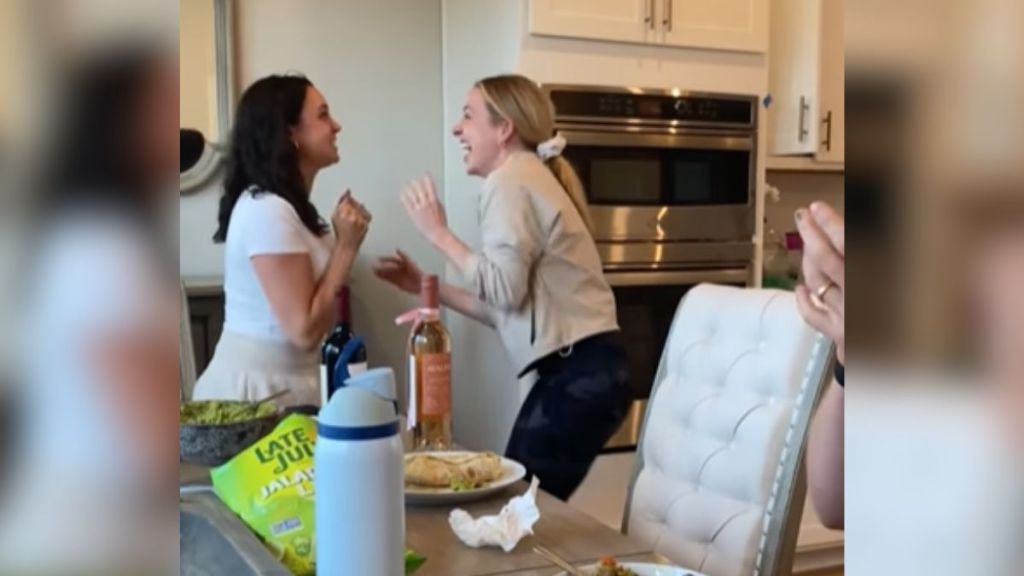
406,481,667,576
181,463,669,575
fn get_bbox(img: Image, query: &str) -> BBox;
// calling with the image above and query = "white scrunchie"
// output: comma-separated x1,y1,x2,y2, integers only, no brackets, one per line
536,133,566,160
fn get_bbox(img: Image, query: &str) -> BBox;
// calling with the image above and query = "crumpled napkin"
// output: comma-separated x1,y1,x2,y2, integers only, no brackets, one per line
448,477,541,552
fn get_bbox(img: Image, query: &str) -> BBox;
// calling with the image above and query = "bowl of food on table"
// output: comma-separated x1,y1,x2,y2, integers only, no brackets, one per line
179,399,281,466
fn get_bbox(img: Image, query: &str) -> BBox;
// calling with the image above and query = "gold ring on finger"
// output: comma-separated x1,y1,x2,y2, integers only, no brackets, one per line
810,281,837,311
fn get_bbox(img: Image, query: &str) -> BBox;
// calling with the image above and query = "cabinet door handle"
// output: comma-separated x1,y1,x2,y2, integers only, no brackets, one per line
663,0,673,31
798,96,810,143
646,0,656,30
821,110,833,152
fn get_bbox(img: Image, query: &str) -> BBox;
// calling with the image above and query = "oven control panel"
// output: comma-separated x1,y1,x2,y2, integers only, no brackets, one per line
546,86,756,128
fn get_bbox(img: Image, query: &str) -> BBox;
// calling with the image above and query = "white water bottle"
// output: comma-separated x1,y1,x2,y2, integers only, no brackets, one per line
315,368,404,575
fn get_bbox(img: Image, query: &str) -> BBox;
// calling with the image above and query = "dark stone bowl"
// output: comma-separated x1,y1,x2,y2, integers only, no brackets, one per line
180,402,281,467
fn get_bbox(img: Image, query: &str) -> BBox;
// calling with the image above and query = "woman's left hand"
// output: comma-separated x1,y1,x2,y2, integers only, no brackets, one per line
400,174,449,246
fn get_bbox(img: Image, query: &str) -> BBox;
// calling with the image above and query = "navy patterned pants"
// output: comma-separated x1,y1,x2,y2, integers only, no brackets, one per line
505,332,633,501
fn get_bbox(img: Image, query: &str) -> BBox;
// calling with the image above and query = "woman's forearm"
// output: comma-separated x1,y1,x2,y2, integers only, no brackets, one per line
253,245,359,351
440,281,495,328
431,230,502,326
302,245,357,346
433,229,475,277
434,228,533,312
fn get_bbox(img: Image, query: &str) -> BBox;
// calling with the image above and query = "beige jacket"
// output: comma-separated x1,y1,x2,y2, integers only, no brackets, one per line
463,151,619,376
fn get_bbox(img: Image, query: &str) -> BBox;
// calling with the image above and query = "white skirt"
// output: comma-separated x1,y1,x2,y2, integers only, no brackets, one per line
192,330,321,407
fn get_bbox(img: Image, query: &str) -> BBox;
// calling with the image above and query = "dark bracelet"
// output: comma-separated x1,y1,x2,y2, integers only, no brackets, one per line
834,363,844,387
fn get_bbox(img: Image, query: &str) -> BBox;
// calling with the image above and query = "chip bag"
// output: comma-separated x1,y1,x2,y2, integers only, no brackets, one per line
212,414,317,575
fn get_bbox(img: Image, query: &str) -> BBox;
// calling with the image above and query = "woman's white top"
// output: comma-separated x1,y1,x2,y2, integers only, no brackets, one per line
223,187,333,343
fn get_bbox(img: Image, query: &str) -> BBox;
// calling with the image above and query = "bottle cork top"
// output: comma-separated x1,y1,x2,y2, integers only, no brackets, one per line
421,275,440,309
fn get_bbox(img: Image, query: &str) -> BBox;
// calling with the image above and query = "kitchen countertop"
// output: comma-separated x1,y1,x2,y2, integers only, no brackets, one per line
180,462,213,488
182,275,224,297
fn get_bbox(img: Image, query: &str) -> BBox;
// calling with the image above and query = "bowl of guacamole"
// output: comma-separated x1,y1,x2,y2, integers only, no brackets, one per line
180,400,281,466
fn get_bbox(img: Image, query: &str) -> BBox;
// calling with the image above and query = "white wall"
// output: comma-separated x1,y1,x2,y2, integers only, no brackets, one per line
179,0,445,387
441,0,525,453
179,0,218,141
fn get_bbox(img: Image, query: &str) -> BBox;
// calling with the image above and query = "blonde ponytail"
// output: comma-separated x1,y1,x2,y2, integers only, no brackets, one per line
545,156,594,234
476,74,595,236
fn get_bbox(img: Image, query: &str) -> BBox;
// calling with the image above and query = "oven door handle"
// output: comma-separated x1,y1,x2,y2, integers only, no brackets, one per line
604,268,750,287
561,129,753,151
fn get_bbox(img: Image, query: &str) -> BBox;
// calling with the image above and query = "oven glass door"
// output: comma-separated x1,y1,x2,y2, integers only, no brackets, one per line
561,130,753,208
614,283,683,403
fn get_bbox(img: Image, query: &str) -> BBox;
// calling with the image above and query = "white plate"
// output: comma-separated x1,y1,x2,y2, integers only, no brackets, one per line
404,451,527,505
555,563,703,576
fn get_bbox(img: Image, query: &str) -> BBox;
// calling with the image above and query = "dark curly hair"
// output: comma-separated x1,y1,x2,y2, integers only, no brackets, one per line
214,74,328,242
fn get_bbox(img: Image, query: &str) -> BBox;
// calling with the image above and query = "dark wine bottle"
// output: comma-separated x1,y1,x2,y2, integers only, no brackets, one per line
321,286,368,401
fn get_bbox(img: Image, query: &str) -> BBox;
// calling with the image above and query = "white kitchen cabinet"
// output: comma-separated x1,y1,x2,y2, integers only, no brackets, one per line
768,0,845,164
815,0,844,163
528,0,768,53
528,0,654,44
661,0,768,53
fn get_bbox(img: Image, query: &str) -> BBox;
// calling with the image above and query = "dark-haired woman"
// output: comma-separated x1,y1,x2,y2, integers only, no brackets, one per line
193,75,371,406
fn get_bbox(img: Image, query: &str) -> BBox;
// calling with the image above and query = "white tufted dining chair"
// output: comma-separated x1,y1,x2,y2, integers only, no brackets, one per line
623,284,834,576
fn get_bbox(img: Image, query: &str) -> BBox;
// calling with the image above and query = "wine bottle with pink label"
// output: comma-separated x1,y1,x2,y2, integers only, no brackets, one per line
408,275,452,451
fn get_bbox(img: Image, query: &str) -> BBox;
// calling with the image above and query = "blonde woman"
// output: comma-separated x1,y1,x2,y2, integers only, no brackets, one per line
375,74,630,500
